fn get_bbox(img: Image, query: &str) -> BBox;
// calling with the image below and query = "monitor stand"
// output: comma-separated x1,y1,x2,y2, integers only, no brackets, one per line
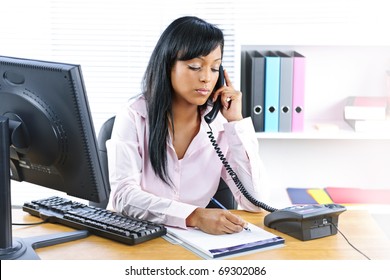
0,116,89,260
1,232,90,260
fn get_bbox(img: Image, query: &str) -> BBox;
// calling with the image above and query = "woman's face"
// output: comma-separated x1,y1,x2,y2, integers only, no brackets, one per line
170,46,222,107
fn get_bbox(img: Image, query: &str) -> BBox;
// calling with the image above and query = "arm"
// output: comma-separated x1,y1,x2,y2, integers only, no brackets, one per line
107,103,197,228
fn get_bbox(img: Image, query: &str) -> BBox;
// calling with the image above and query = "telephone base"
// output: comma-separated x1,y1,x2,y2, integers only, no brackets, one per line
264,204,346,241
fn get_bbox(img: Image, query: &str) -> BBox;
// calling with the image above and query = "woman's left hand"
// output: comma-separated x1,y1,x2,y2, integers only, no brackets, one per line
213,69,243,122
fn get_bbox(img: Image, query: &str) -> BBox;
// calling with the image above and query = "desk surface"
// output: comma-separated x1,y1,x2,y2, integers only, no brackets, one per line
10,208,390,260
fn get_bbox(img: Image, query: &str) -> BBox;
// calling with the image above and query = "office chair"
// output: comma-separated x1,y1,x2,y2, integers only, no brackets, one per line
91,116,237,210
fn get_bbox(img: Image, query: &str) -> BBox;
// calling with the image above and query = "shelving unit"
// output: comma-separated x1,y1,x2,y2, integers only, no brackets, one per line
239,45,390,198
241,45,390,134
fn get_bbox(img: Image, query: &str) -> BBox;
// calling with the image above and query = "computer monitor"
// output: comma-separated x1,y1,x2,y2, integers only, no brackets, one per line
0,56,110,259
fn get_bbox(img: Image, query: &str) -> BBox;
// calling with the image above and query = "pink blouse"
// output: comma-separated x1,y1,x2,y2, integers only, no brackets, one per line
107,95,266,229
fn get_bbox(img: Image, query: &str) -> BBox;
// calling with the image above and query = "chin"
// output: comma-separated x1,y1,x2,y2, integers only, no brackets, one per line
189,96,208,106
196,99,210,107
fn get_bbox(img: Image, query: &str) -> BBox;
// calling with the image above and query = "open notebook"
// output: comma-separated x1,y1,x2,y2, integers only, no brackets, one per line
164,223,284,259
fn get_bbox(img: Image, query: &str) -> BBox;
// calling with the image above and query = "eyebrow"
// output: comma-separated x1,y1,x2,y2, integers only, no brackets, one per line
195,56,222,62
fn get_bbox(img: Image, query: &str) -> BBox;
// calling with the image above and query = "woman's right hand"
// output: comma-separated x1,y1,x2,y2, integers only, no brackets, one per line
185,207,247,235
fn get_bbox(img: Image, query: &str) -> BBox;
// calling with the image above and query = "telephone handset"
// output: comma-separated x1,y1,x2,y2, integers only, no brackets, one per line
204,65,224,124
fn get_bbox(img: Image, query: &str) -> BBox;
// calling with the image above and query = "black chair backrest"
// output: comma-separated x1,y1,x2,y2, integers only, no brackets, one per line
206,178,237,209
90,116,237,210
89,116,115,208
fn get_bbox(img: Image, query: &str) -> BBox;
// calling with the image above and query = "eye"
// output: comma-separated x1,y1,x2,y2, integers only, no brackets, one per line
187,65,201,71
211,63,221,72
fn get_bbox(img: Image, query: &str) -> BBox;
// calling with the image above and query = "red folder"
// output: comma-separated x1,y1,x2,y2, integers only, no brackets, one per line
325,187,390,204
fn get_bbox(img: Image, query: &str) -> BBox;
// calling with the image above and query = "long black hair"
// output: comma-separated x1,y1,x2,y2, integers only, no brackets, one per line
142,16,224,185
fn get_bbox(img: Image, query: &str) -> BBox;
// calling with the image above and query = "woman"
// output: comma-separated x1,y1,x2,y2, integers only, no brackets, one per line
107,16,267,235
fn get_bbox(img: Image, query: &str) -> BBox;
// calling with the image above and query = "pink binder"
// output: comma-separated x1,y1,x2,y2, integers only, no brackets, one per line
291,52,305,132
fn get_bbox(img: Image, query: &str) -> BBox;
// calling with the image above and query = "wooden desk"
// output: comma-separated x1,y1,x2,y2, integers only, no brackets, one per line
10,208,390,260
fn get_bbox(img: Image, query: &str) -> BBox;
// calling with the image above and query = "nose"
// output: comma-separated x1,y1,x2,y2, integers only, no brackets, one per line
200,68,212,84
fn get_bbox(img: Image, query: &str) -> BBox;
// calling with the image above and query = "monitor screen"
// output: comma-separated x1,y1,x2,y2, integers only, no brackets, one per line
0,56,110,259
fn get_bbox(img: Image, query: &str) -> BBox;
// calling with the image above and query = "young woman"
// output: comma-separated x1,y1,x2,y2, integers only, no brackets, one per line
107,16,267,235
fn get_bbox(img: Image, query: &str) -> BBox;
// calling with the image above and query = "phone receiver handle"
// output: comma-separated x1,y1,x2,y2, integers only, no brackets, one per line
204,65,224,124
204,96,222,124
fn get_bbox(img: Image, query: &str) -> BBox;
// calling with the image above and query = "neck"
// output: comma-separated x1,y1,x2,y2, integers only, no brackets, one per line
169,102,201,159
172,100,199,123
170,101,201,137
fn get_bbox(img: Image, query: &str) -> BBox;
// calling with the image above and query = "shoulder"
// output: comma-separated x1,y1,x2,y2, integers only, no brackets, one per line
113,95,147,136
126,94,147,119
115,95,147,122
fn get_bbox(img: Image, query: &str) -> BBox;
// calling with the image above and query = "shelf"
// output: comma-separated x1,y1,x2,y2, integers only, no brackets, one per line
256,120,390,140
256,132,390,140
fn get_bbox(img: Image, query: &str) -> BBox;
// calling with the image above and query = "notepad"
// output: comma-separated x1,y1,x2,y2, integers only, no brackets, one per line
165,223,284,259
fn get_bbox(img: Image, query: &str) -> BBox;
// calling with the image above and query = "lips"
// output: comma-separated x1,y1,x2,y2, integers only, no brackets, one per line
195,88,210,96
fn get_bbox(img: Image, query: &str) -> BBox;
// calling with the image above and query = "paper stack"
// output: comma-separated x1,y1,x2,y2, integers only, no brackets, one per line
343,96,390,133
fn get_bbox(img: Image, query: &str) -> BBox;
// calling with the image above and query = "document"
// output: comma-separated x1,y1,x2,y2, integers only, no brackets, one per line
164,223,284,259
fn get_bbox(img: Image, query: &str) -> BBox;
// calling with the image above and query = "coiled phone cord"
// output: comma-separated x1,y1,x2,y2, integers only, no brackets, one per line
207,125,278,213
206,124,372,259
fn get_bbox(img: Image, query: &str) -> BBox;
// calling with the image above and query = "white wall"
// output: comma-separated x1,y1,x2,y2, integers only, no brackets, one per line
3,0,390,206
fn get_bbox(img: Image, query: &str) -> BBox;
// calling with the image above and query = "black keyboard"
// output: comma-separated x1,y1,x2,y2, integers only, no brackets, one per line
22,196,167,245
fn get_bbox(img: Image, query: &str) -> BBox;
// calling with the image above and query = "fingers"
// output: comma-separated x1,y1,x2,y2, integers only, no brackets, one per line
218,70,241,109
223,211,247,233
187,208,248,235
214,211,247,234
223,68,232,87
213,85,241,109
212,68,237,102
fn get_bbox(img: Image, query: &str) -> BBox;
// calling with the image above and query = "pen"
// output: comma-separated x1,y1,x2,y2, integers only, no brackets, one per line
210,197,251,232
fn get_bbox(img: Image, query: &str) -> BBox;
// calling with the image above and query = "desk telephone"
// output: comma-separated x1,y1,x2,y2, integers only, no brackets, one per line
205,66,346,241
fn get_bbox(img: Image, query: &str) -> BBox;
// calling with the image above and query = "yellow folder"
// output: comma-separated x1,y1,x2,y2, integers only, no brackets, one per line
307,189,333,204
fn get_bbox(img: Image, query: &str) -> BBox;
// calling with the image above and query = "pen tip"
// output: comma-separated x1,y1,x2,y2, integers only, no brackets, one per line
244,226,251,232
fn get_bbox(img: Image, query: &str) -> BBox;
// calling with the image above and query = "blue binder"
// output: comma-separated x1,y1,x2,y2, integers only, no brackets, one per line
263,51,280,132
